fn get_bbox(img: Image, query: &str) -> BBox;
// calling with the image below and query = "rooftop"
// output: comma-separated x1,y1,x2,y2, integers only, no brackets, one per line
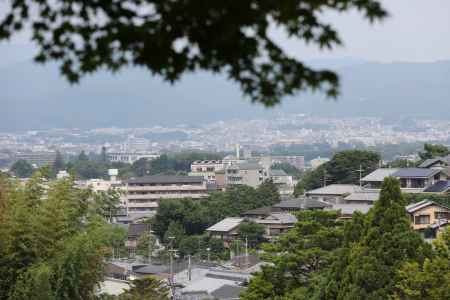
344,191,380,202
127,175,204,184
256,213,297,224
273,198,330,210
329,204,373,215
270,169,288,176
406,199,450,213
361,168,399,182
423,180,450,193
206,217,244,233
392,168,441,178
306,184,362,196
418,157,447,168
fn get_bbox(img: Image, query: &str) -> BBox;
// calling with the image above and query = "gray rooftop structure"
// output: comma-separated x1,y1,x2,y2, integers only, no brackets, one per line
361,168,399,182
127,175,204,184
206,217,244,233
392,168,441,178
423,180,450,193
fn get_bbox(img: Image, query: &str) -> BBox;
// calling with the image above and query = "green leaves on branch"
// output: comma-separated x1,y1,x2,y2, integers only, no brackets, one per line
0,1,387,105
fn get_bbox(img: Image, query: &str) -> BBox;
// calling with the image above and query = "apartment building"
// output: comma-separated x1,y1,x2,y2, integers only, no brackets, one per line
188,160,225,182
225,163,268,188
125,175,209,213
108,152,160,164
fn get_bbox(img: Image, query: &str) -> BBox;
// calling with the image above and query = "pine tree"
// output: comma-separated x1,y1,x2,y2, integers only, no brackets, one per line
325,177,432,299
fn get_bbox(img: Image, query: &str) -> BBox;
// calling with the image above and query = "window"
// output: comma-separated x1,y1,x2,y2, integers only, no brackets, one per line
415,215,430,225
435,211,450,220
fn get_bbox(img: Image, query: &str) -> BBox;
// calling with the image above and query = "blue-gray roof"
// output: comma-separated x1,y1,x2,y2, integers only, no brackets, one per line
423,180,450,193
392,168,441,178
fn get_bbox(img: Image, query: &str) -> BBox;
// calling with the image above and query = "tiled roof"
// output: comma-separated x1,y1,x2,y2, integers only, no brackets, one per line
344,192,380,202
127,175,204,184
418,158,446,168
392,168,441,178
273,198,330,209
361,168,399,182
306,184,362,196
256,213,297,224
270,169,288,176
329,204,372,215
406,199,450,213
206,217,244,233
423,180,450,193
127,223,150,238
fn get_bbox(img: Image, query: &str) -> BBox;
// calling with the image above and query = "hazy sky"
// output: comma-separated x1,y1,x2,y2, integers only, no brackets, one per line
1,0,450,67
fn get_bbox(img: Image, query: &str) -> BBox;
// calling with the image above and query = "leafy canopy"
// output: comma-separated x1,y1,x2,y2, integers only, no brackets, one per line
0,1,386,105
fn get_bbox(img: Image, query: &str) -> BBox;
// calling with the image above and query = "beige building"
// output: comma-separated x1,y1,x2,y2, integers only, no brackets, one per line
406,200,450,232
225,163,268,188
125,176,209,213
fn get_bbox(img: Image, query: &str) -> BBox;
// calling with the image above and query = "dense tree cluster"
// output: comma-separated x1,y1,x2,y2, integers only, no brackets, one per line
0,173,125,300
271,163,302,179
300,150,381,190
241,177,449,299
419,143,449,160
152,180,280,257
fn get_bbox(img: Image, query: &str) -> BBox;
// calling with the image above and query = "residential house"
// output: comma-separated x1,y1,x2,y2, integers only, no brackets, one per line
272,197,331,212
305,184,362,204
326,204,373,219
126,223,151,257
361,168,399,189
206,217,244,245
256,213,297,239
406,200,450,236
423,180,450,194
392,168,446,192
342,191,380,205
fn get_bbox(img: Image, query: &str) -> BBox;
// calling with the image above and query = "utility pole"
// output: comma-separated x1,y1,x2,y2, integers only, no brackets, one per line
356,164,363,188
244,236,249,268
168,236,176,299
188,254,192,281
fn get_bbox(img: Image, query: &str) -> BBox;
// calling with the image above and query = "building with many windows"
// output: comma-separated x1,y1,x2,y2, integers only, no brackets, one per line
189,160,225,183
125,176,209,213
108,152,160,164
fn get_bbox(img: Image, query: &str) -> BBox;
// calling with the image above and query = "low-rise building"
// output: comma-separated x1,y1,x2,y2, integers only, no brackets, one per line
406,200,450,233
126,223,151,257
269,169,294,195
305,184,362,204
206,217,244,245
256,213,297,239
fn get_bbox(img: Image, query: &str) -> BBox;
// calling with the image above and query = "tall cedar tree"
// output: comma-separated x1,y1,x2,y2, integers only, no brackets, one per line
320,177,432,299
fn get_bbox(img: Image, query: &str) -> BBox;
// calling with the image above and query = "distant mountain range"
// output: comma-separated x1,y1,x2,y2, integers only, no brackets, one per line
1,58,449,131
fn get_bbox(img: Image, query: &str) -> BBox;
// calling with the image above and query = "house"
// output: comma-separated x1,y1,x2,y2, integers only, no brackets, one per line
361,168,399,189
326,204,373,219
342,191,379,205
392,168,446,192
305,184,362,204
272,197,331,212
406,200,450,233
240,206,273,219
418,155,450,170
423,180,450,193
177,268,250,300
256,213,297,238
206,217,244,245
126,223,151,257
362,168,447,192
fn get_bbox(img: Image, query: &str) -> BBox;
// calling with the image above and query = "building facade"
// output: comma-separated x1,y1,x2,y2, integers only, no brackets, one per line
125,176,209,213
108,152,160,164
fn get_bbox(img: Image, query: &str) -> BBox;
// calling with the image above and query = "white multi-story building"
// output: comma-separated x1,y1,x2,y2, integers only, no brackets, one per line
108,152,160,164
189,160,225,182
125,176,209,213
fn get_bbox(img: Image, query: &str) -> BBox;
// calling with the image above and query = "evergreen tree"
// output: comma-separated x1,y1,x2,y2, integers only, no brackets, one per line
53,150,65,174
322,177,432,299
77,150,89,161
256,179,280,206
101,146,108,163
118,276,169,300
293,181,305,197
10,159,34,178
